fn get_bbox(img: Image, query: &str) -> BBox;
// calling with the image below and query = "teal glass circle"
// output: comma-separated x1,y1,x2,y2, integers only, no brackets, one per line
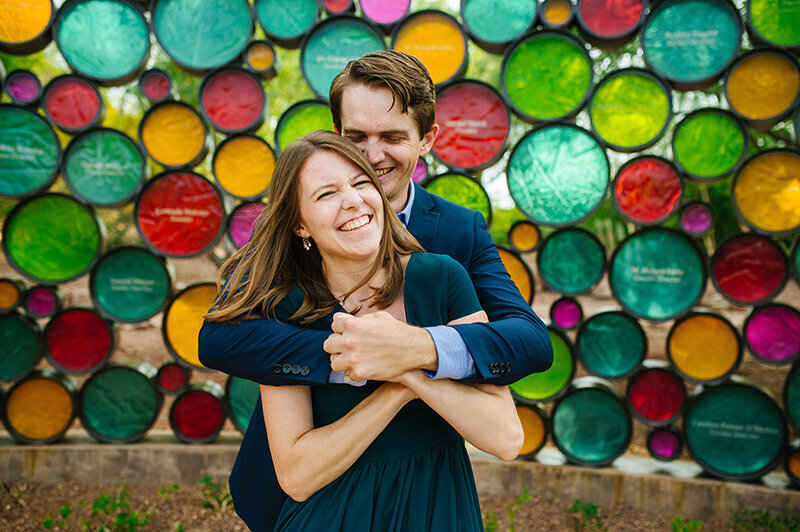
462,0,536,46
64,129,145,206
275,101,335,151
56,0,149,83
786,362,800,433
792,238,800,286
537,228,605,294
748,0,800,48
510,329,574,402
610,229,705,321
80,366,160,442
590,69,672,152
301,17,384,100
227,375,260,433
0,105,60,198
4,194,102,283
577,311,646,378
552,385,631,464
256,0,317,40
672,109,747,181
686,383,786,479
91,248,171,323
502,31,593,121
642,0,741,87
153,0,252,70
507,124,609,226
424,173,492,227
0,314,39,383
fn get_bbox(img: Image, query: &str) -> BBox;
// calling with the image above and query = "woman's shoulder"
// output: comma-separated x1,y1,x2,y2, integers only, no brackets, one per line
408,252,467,276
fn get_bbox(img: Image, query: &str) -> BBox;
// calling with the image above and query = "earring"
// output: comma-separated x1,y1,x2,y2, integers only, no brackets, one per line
302,237,311,251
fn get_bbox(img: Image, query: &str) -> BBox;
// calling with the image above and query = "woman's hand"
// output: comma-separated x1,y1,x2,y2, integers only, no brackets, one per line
379,379,418,403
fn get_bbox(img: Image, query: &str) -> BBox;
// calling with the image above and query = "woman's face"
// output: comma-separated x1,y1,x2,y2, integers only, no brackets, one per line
295,150,385,267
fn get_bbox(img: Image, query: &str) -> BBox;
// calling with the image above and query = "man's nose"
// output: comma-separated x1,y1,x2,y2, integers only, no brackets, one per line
363,139,384,165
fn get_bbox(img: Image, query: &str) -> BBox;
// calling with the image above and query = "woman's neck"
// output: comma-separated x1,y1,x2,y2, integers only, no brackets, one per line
322,258,386,310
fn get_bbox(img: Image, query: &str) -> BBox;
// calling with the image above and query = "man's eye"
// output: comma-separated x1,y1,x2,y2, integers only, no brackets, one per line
346,136,365,143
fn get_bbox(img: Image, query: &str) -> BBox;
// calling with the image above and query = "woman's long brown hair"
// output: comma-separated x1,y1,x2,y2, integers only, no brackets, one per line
204,130,424,325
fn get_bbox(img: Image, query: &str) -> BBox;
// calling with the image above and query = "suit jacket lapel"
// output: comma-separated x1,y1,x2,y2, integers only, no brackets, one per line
406,183,440,252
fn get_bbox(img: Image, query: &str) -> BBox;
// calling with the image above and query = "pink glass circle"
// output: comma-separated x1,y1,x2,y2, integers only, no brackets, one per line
412,158,428,183
8,71,40,103
361,0,410,25
650,429,680,459
201,70,264,132
229,203,265,248
27,287,57,317
141,71,170,101
680,203,713,235
745,305,800,363
552,299,582,329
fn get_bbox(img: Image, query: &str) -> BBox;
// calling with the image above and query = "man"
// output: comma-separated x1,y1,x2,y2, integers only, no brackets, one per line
198,50,552,531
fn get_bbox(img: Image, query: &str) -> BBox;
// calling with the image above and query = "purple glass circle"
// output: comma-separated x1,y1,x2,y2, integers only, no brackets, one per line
230,204,265,248
680,203,712,235
27,288,57,317
649,429,680,459
745,305,800,363
361,0,410,24
412,158,428,183
8,72,40,103
552,298,582,329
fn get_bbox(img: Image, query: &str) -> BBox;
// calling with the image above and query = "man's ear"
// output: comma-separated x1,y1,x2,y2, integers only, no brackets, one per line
418,122,439,157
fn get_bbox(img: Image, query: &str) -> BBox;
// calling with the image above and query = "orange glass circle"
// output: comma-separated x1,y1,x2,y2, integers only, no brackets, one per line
509,222,540,252
789,450,800,479
214,136,275,198
393,13,466,84
544,0,572,26
6,377,73,440
164,284,218,368
247,43,275,71
727,53,800,121
141,103,206,167
517,405,546,455
669,314,739,381
734,151,800,234
497,248,533,303
0,0,51,44
0,280,21,309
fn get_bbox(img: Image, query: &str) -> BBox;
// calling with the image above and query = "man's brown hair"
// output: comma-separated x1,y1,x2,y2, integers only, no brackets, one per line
329,50,436,139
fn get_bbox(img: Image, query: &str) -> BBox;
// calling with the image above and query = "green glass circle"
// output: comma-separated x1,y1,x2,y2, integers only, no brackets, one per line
507,125,609,225
81,367,159,441
642,0,740,85
257,0,317,40
552,387,630,464
673,110,746,180
153,0,252,70
92,248,170,322
610,229,704,320
503,33,592,120
276,102,335,151
57,0,149,81
4,195,101,283
463,0,536,45
577,312,645,378
0,106,60,197
424,174,491,226
510,329,573,401
64,129,144,206
686,384,785,478
0,315,38,382
538,228,604,294
590,71,671,150
227,375,260,432
793,240,800,285
787,363,800,433
749,0,800,47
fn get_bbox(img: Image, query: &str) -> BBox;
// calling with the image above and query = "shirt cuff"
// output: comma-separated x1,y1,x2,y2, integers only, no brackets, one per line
328,370,367,387
423,326,476,380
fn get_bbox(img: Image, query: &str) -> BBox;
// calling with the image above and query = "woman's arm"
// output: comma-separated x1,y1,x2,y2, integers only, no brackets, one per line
260,383,415,502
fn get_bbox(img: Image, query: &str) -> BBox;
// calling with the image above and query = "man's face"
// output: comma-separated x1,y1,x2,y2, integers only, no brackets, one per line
339,84,438,213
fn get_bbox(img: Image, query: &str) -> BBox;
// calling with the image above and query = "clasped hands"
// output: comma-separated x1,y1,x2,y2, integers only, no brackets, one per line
324,311,438,384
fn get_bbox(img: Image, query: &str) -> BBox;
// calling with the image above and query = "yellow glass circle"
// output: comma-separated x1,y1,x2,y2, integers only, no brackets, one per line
517,405,546,455
0,0,51,44
727,53,800,120
214,136,275,198
6,378,73,440
669,314,739,381
393,13,466,84
165,283,218,368
734,152,800,233
141,103,206,167
247,44,275,71
0,280,21,309
544,0,572,26
497,248,532,303
509,222,540,252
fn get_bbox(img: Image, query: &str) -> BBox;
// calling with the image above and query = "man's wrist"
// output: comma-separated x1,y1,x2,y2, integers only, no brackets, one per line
415,326,438,373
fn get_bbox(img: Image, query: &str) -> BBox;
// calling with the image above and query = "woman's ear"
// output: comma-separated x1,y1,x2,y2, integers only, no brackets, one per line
293,224,310,238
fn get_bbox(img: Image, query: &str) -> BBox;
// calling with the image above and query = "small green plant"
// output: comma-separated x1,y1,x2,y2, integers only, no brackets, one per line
157,484,180,499
730,508,800,532
569,499,607,531
43,502,72,529
42,484,151,531
484,510,499,532
174,522,185,532
671,516,703,531
199,476,233,513
507,485,531,532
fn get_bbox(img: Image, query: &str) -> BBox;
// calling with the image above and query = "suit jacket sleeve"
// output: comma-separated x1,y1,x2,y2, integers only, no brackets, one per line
450,212,553,385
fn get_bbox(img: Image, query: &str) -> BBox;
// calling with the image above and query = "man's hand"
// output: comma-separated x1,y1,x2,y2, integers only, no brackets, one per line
324,311,438,381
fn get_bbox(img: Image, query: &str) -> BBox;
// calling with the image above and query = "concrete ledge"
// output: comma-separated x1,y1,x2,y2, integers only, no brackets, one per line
2,432,797,521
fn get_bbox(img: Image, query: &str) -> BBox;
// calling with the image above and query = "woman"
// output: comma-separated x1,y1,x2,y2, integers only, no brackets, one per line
206,131,523,531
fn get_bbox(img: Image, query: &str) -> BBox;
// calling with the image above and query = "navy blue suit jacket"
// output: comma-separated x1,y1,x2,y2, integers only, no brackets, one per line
198,183,553,531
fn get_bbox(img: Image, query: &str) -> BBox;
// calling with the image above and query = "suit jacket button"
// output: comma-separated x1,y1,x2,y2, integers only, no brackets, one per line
282,364,292,374
272,364,282,374
300,366,310,376
292,365,301,375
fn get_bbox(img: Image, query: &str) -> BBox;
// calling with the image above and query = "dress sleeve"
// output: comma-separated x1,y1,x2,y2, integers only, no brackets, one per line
441,254,482,322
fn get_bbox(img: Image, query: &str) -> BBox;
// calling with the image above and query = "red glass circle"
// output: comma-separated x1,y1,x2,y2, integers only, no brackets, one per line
579,0,644,38
433,82,509,171
712,235,786,304
44,77,101,131
629,368,684,422
172,390,224,440
200,70,265,132
136,173,224,257
324,0,351,13
614,157,682,224
46,309,111,372
158,364,188,392
141,71,170,101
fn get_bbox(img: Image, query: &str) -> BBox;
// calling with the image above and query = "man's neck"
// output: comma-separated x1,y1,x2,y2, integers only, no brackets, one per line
389,181,412,214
